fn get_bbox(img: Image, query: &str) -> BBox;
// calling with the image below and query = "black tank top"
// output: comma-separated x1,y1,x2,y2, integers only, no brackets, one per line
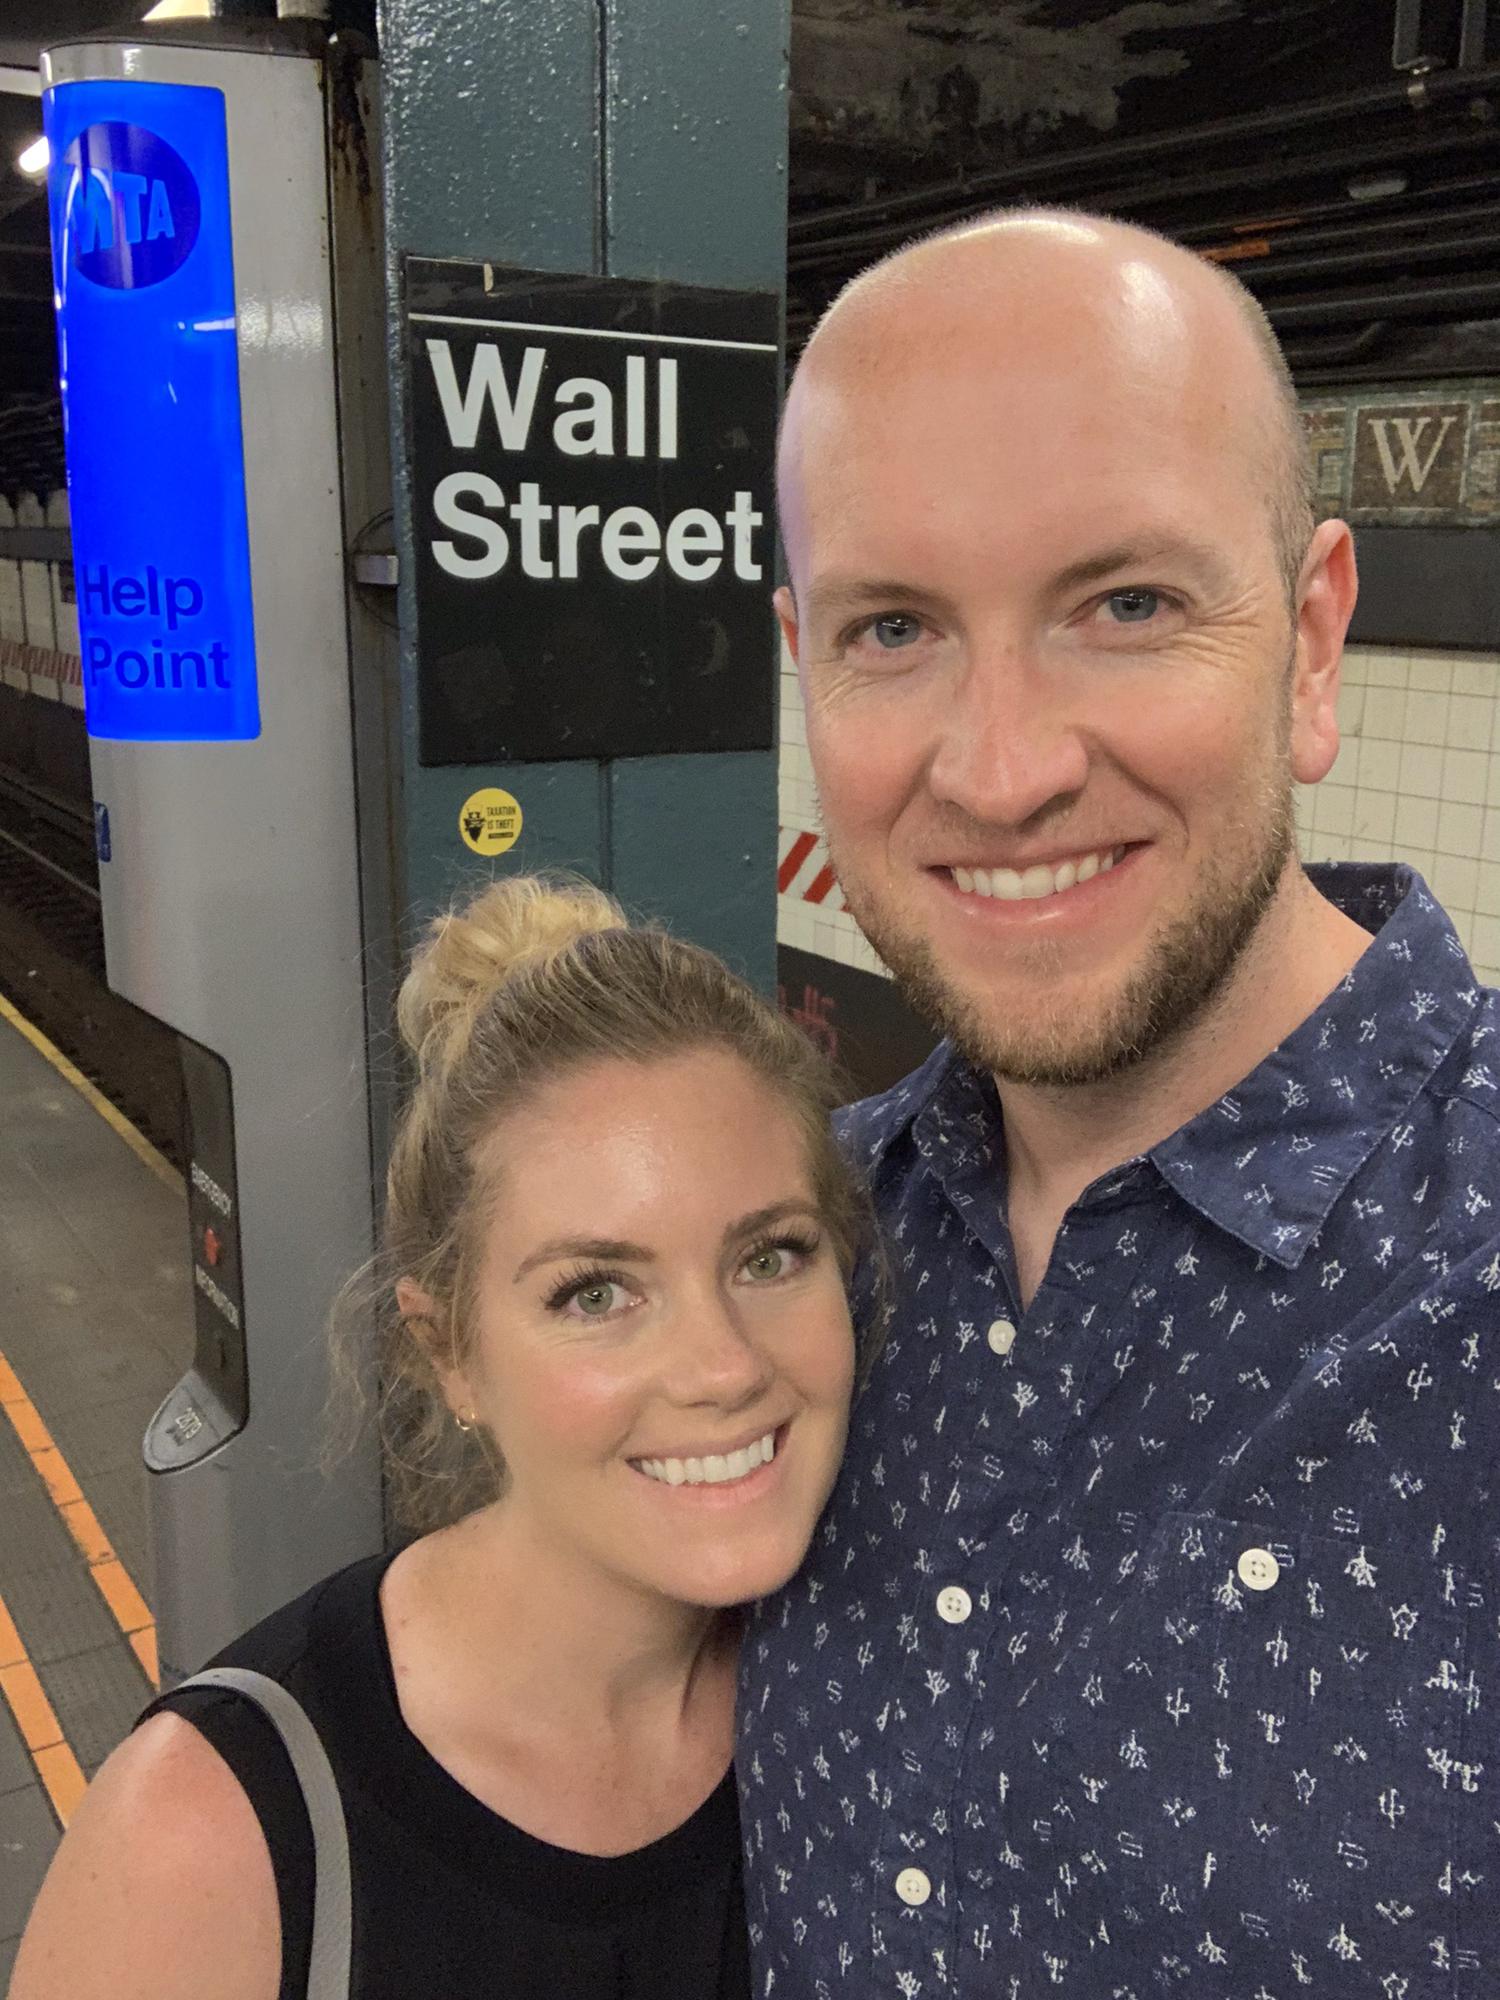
143,1553,750,2000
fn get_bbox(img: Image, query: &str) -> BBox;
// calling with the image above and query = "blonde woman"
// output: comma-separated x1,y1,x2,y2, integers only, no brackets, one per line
13,878,866,2000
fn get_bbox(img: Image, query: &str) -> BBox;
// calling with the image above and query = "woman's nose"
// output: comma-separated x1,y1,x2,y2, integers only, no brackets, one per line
665,1297,776,1409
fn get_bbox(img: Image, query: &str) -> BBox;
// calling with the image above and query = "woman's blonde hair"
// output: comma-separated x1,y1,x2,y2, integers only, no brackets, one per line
334,873,870,1533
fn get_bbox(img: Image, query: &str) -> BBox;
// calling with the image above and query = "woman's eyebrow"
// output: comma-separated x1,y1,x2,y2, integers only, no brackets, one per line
725,1199,822,1244
514,1201,821,1282
513,1236,654,1282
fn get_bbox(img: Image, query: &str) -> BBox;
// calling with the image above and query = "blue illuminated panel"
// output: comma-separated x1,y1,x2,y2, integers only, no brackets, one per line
44,81,258,741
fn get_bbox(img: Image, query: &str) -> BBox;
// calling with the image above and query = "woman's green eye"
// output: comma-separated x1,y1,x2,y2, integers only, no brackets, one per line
747,1249,786,1279
576,1283,618,1316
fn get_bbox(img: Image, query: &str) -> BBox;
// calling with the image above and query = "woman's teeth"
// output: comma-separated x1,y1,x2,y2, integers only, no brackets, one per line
951,847,1123,901
635,1431,777,1487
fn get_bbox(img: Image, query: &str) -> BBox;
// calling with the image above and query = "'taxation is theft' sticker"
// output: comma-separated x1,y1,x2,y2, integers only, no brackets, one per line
458,787,523,856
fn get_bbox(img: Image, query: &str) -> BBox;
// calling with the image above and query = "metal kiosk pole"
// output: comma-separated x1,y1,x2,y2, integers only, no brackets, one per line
41,26,388,1683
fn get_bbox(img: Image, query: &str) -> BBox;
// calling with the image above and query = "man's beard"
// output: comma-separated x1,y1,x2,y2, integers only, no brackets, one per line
835,779,1298,1091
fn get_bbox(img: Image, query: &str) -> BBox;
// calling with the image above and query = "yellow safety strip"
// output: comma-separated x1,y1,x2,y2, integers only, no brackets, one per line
0,1351,159,1691
0,990,182,1194
0,1585,87,1827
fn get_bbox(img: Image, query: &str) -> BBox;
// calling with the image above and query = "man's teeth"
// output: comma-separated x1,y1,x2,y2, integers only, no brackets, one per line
636,1431,777,1487
951,848,1123,901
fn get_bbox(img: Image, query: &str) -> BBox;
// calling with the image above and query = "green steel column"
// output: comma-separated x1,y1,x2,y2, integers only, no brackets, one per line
378,0,786,986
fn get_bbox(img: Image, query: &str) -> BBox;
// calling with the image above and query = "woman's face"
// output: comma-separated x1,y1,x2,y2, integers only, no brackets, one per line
450,1048,855,1610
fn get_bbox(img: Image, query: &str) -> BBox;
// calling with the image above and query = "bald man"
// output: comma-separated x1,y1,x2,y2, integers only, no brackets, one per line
739,212,1500,1998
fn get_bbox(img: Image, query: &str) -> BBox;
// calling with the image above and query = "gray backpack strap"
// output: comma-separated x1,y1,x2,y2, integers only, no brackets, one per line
177,1664,352,2000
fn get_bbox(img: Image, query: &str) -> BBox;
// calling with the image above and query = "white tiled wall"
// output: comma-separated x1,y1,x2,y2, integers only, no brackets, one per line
1299,647,1500,986
777,641,892,978
778,641,1500,988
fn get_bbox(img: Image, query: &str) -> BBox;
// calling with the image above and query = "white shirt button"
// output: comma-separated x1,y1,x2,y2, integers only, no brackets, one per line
987,1318,1017,1356
936,1585,972,1625
1238,1547,1281,1592
895,1866,931,1907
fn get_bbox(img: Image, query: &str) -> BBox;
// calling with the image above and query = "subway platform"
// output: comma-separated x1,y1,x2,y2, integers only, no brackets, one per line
0,999,193,1978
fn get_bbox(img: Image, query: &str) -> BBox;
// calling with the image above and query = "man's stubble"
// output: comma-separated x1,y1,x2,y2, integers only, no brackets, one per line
829,719,1299,1092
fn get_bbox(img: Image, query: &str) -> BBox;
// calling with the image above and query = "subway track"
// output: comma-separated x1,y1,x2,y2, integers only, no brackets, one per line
0,759,184,1170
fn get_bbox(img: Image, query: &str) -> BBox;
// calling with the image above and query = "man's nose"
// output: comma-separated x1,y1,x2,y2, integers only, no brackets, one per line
925,641,1090,830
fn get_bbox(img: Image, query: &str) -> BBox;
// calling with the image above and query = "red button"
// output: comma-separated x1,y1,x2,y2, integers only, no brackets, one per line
203,1225,222,1267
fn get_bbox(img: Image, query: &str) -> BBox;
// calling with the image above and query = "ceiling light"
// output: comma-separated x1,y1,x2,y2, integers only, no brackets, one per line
17,136,48,177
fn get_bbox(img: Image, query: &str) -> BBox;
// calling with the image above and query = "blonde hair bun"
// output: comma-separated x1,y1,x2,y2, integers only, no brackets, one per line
397,874,626,1074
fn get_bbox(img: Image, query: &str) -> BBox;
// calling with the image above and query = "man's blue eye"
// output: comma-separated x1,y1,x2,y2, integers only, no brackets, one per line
870,614,922,649
1105,588,1160,624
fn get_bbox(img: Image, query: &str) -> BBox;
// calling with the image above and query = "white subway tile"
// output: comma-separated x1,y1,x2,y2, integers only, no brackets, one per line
1352,791,1397,843
1404,691,1450,746
1430,854,1479,914
1437,800,1485,858
1315,785,1355,837
1446,693,1494,750
1361,685,1407,740
1399,742,1445,798
1394,795,1440,850
1450,658,1497,700
1441,748,1491,807
1469,912,1500,975
1339,648,1373,685
1358,647,1407,688
1355,738,1402,793
1409,653,1455,693
1404,850,1440,886
1473,862,1500,919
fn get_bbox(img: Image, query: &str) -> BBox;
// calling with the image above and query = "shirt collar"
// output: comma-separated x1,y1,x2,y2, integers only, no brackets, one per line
849,865,1483,1270
1152,864,1481,1267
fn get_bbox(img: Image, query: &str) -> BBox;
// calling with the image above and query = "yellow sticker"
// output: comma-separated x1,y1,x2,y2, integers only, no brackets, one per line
458,787,523,857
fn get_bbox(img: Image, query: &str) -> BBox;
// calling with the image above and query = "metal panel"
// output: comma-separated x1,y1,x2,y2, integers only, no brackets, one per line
1348,525,1500,652
402,757,606,927
379,0,608,921
603,0,789,290
609,752,776,986
42,36,383,1679
379,0,787,981
599,0,787,985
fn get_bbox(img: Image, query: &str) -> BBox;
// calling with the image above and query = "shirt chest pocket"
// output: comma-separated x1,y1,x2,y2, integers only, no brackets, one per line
1016,1514,1485,1988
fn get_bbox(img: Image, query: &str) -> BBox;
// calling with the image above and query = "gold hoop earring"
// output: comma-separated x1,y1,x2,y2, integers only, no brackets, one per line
454,1408,477,1434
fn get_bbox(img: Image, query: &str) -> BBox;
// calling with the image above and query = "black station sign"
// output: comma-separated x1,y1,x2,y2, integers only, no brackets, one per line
404,258,781,766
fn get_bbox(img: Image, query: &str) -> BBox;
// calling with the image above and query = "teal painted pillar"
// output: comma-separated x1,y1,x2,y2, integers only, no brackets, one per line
377,0,787,987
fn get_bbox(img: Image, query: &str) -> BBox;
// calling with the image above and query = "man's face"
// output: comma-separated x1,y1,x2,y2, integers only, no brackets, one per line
779,292,1333,1086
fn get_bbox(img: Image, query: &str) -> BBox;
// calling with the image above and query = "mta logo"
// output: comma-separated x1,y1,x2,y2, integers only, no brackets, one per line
63,123,199,288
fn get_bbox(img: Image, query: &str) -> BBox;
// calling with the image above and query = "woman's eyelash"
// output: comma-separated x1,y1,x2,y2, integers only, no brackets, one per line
745,1228,823,1266
544,1263,631,1313
543,1230,822,1312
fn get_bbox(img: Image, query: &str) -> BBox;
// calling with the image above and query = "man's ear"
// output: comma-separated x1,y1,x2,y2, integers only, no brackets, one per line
774,584,801,667
1289,518,1358,786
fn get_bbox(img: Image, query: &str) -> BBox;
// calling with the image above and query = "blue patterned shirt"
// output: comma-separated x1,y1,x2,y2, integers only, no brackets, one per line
742,864,1500,1998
